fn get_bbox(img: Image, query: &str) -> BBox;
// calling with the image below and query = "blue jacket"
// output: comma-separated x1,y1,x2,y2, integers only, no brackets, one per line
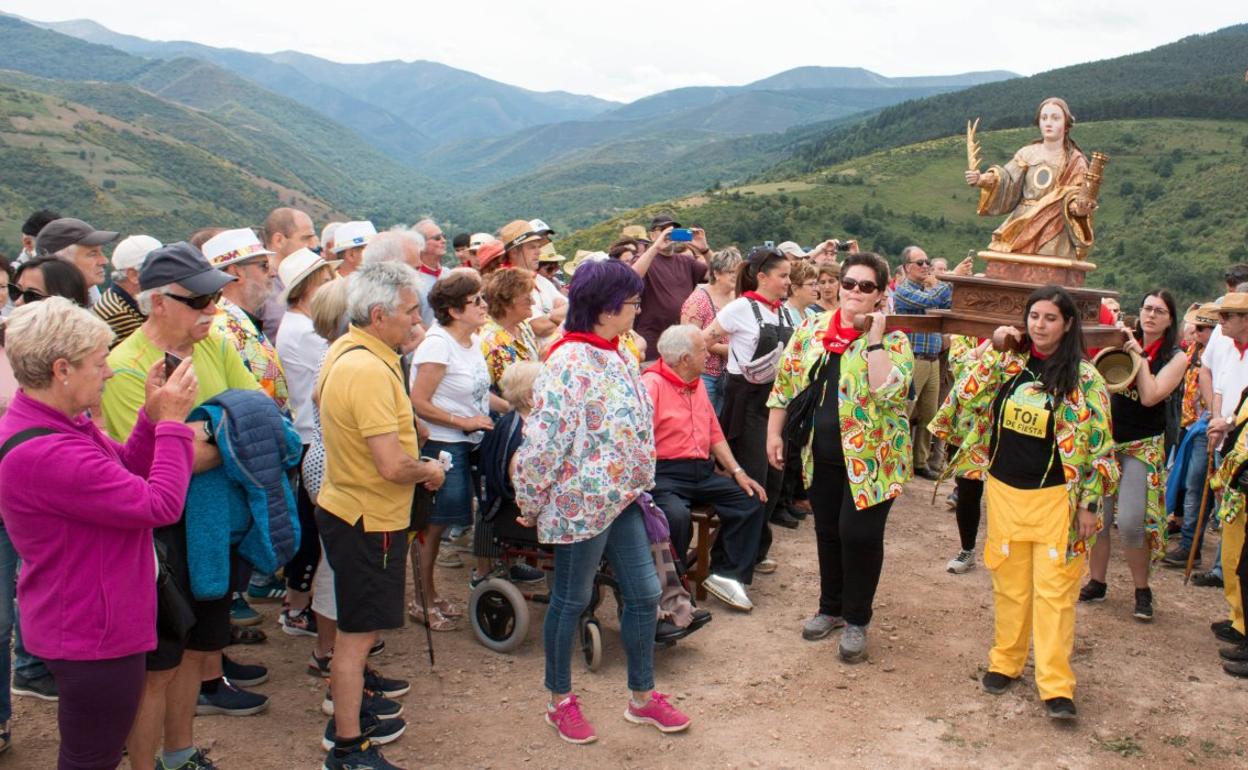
1166,414,1208,515
185,389,303,600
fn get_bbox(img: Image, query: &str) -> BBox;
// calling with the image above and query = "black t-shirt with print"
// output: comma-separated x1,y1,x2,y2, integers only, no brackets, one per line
989,356,1065,488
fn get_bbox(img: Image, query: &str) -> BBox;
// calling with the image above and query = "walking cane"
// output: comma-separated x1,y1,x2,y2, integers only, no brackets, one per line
410,532,436,666
1185,451,1217,585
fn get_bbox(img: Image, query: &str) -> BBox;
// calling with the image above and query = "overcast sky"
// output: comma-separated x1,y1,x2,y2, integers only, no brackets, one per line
4,1,1243,102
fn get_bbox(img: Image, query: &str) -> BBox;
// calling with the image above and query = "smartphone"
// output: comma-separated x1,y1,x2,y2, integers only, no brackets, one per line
163,352,183,379
669,228,694,242
835,240,853,251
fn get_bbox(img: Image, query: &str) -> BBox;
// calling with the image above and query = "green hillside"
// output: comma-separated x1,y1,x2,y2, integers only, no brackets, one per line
0,81,340,253
559,119,1248,308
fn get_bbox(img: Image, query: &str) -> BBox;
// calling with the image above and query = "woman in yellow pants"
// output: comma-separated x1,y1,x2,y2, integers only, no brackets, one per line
931,285,1117,719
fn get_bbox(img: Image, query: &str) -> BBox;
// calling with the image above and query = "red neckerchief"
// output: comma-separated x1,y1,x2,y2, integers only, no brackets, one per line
417,264,442,278
544,331,619,361
643,359,698,393
742,291,782,312
1235,339,1248,360
821,309,863,354
1029,343,1050,361
1141,337,1164,364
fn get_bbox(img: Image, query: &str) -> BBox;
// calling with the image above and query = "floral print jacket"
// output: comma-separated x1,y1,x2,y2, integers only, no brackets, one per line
513,342,656,544
766,314,914,510
930,349,1119,561
1210,396,1248,525
479,318,538,390
213,298,289,412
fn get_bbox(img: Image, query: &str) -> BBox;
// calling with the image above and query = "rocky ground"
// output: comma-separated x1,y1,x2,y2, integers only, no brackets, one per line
10,475,1248,768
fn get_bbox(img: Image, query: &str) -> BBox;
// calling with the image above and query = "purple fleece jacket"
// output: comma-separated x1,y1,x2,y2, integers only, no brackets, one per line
0,391,193,660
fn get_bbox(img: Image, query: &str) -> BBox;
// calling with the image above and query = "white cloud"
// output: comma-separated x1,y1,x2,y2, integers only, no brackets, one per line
4,0,1242,102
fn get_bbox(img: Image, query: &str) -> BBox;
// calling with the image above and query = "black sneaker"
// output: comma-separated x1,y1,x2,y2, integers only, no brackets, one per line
1212,620,1247,645
787,504,808,521
322,688,404,719
11,672,58,701
364,668,410,698
1219,643,1248,662
1192,571,1224,588
508,562,545,584
1077,579,1107,603
1132,588,1154,622
196,678,270,716
158,748,219,769
222,656,269,687
770,509,800,529
1043,697,1077,719
322,738,403,770
1223,659,1248,679
981,671,1017,695
321,714,406,751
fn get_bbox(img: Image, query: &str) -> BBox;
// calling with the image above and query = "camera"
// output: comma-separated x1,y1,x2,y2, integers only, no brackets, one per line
835,240,853,251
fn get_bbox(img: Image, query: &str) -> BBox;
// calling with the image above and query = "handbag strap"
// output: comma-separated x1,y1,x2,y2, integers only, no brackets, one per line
0,427,56,465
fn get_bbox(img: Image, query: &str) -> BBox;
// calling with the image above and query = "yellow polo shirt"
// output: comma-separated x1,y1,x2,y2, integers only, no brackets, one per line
316,325,417,532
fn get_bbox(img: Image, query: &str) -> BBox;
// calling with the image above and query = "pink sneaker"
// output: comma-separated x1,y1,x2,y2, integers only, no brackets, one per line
546,695,597,744
624,692,691,733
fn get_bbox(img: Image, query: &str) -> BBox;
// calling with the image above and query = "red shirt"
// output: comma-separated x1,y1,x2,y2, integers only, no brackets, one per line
641,363,724,461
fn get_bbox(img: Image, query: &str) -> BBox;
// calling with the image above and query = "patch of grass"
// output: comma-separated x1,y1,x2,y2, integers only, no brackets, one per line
1095,736,1144,758
1164,735,1189,748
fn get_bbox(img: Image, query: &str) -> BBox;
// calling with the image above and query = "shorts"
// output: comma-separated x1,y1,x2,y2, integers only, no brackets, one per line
317,507,406,634
147,523,234,672
423,440,478,529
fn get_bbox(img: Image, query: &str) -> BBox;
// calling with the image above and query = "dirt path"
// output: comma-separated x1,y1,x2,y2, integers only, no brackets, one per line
10,476,1248,768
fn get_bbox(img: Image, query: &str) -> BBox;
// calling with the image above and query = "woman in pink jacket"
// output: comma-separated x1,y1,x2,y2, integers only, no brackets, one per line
0,298,198,770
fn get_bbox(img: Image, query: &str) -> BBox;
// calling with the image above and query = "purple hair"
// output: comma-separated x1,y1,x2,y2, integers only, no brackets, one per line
565,259,644,333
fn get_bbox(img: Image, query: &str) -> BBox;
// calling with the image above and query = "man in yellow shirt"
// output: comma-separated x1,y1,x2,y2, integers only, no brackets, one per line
317,261,444,770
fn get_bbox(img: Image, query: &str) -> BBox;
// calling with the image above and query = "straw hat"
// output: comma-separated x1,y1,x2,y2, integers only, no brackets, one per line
1183,302,1220,327
278,247,341,305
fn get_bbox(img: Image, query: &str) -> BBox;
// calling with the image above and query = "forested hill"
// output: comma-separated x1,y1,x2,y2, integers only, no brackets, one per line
773,25,1248,177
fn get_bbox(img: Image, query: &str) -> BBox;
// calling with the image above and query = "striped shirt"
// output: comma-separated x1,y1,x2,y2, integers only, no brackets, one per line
93,285,145,348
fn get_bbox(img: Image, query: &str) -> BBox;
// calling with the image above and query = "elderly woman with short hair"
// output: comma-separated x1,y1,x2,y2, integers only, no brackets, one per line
515,259,690,745
410,270,508,630
0,297,198,768
480,267,538,389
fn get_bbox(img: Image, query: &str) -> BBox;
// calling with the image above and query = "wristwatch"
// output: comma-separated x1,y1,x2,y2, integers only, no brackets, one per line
201,422,216,446
866,342,885,352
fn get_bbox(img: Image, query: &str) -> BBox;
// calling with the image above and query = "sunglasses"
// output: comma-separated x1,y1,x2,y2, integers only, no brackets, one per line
908,259,932,267
7,284,47,304
165,290,223,310
840,277,879,294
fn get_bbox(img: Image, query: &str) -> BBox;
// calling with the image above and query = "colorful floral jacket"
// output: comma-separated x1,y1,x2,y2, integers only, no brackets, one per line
766,314,913,510
1209,395,1248,525
212,298,289,412
513,342,655,544
1114,435,1168,561
930,349,1118,561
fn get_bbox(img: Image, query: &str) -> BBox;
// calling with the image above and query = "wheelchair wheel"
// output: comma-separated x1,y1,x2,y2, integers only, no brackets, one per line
469,578,530,653
580,618,603,672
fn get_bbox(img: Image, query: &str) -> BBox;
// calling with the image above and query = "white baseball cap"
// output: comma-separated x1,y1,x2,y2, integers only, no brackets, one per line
111,234,163,272
201,228,274,269
468,232,496,253
332,221,377,253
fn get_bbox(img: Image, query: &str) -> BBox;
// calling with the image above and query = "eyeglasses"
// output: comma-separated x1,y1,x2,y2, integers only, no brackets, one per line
840,277,879,294
466,294,486,307
7,284,47,304
164,290,223,310
1139,305,1170,317
622,299,642,310
908,259,931,267
800,282,818,289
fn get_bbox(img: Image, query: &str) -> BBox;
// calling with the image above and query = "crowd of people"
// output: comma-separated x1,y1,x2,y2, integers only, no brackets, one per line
0,200,1244,770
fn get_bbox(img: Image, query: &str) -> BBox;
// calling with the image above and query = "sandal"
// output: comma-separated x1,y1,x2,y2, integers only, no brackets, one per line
228,624,268,646
409,602,458,631
433,597,463,618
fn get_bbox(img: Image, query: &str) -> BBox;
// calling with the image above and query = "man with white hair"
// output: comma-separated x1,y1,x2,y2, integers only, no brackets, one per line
102,242,265,770
362,228,426,271
316,261,444,769
643,324,768,612
95,234,161,347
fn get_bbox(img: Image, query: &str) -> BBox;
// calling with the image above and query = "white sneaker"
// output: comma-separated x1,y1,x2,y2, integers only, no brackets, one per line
702,574,754,611
946,550,975,574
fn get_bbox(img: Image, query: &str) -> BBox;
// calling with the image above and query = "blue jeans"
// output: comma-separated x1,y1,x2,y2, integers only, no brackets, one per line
1181,430,1212,553
701,372,726,416
424,440,477,528
543,503,660,694
0,521,17,722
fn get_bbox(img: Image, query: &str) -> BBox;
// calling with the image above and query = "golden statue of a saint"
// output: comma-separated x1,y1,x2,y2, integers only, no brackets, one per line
965,98,1098,260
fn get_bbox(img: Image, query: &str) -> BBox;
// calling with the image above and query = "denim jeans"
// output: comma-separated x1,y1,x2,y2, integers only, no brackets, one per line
1180,430,1212,554
0,521,15,722
423,440,478,528
543,502,660,694
701,372,726,416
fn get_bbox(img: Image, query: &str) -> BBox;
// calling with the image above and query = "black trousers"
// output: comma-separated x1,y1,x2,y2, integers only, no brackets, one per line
650,458,767,583
722,375,784,560
809,460,894,626
955,476,985,552
285,445,321,593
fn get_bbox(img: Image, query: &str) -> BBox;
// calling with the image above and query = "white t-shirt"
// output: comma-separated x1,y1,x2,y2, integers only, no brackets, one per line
411,324,492,444
275,310,328,444
717,296,783,375
1201,327,1248,420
